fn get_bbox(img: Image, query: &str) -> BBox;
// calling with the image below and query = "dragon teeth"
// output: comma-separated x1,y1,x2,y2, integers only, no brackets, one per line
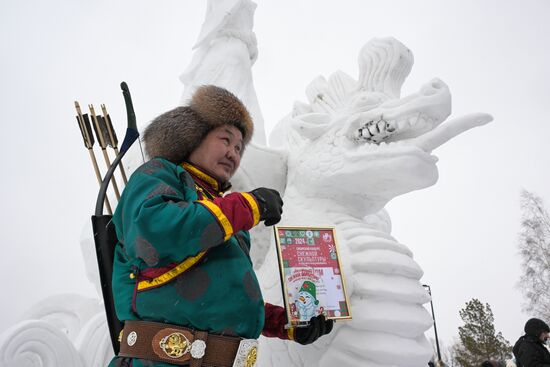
397,119,408,130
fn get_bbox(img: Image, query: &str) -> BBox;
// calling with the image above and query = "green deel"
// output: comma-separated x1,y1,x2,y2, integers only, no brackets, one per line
108,158,264,367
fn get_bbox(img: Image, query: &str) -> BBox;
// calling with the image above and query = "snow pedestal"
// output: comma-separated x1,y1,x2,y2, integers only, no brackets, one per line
0,320,84,367
0,294,112,367
0,224,115,367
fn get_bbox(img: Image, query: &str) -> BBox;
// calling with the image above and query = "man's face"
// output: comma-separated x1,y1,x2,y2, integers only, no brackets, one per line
188,124,243,182
540,331,550,343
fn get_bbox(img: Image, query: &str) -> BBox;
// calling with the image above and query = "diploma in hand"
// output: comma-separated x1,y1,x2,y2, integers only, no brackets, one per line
274,226,352,327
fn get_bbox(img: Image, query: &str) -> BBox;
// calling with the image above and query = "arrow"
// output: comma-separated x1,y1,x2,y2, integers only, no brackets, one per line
100,104,129,185
89,104,121,200
75,101,113,215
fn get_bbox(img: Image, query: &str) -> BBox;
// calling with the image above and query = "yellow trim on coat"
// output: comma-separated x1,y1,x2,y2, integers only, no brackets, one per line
197,200,234,241
137,251,207,291
181,162,220,191
241,192,261,227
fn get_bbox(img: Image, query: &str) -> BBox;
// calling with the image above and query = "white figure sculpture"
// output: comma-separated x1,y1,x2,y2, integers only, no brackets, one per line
179,0,266,145
0,1,492,366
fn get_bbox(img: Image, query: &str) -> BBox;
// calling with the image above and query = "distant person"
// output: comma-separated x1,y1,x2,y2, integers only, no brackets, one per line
513,318,550,367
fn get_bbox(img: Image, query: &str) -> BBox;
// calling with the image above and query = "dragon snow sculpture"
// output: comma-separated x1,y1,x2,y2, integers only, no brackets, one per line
178,1,492,366
0,1,491,366
251,39,491,366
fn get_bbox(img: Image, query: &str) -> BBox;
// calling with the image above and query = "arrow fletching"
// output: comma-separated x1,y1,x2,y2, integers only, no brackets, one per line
75,101,95,148
101,104,119,149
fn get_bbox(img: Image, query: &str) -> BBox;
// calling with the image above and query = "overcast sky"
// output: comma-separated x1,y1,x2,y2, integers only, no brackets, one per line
1,0,549,353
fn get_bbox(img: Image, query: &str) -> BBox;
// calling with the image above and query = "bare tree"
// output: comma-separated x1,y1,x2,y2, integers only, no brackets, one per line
518,189,550,319
429,337,460,367
445,338,460,367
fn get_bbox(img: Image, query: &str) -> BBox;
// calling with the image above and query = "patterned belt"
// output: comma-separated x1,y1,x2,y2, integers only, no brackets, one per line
118,320,258,367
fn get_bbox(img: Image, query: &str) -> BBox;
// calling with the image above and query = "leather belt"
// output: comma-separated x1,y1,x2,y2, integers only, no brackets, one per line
118,320,259,367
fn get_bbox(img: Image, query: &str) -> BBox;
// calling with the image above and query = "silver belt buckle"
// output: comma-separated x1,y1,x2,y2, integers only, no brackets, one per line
232,338,258,367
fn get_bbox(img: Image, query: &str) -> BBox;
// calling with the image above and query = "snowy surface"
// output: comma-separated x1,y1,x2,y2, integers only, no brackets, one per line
1,0,549,365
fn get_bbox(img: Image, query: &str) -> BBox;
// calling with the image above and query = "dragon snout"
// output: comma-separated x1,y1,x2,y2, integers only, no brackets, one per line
351,78,451,144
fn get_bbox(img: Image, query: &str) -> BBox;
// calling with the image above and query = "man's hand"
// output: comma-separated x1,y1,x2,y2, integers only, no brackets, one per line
250,188,283,226
294,314,334,345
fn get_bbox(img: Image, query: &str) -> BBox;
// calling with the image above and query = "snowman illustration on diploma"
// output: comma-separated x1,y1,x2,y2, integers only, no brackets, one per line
294,281,320,321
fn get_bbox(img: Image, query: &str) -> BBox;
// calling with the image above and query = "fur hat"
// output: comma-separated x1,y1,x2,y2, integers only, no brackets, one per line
524,318,550,337
143,85,253,163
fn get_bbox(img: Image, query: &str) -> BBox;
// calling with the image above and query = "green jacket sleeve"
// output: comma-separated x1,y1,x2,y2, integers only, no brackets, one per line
113,159,258,267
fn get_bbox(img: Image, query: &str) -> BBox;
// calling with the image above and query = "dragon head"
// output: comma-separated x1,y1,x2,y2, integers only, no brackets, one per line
270,37,491,217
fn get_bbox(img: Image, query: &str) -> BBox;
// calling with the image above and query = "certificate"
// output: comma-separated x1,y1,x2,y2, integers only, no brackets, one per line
274,226,352,327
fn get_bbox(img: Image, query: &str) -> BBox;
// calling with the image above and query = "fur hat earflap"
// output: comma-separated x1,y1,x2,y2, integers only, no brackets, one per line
190,85,253,144
143,85,253,163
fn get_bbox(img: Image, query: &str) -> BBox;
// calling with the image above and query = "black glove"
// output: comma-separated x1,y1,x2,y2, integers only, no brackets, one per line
250,187,283,226
294,314,334,345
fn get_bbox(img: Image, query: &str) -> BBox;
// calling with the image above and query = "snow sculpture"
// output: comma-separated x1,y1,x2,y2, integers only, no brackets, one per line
0,320,84,367
0,1,492,366
0,227,115,367
251,38,491,366
179,0,266,144
178,1,492,366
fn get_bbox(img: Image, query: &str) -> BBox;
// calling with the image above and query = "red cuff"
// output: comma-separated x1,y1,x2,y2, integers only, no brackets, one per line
262,303,292,340
211,192,258,233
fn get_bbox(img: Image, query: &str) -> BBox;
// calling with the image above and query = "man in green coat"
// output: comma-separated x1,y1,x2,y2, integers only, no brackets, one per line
108,86,333,367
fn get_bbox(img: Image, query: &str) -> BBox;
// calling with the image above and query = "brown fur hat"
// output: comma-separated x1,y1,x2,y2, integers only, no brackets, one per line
143,85,253,163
